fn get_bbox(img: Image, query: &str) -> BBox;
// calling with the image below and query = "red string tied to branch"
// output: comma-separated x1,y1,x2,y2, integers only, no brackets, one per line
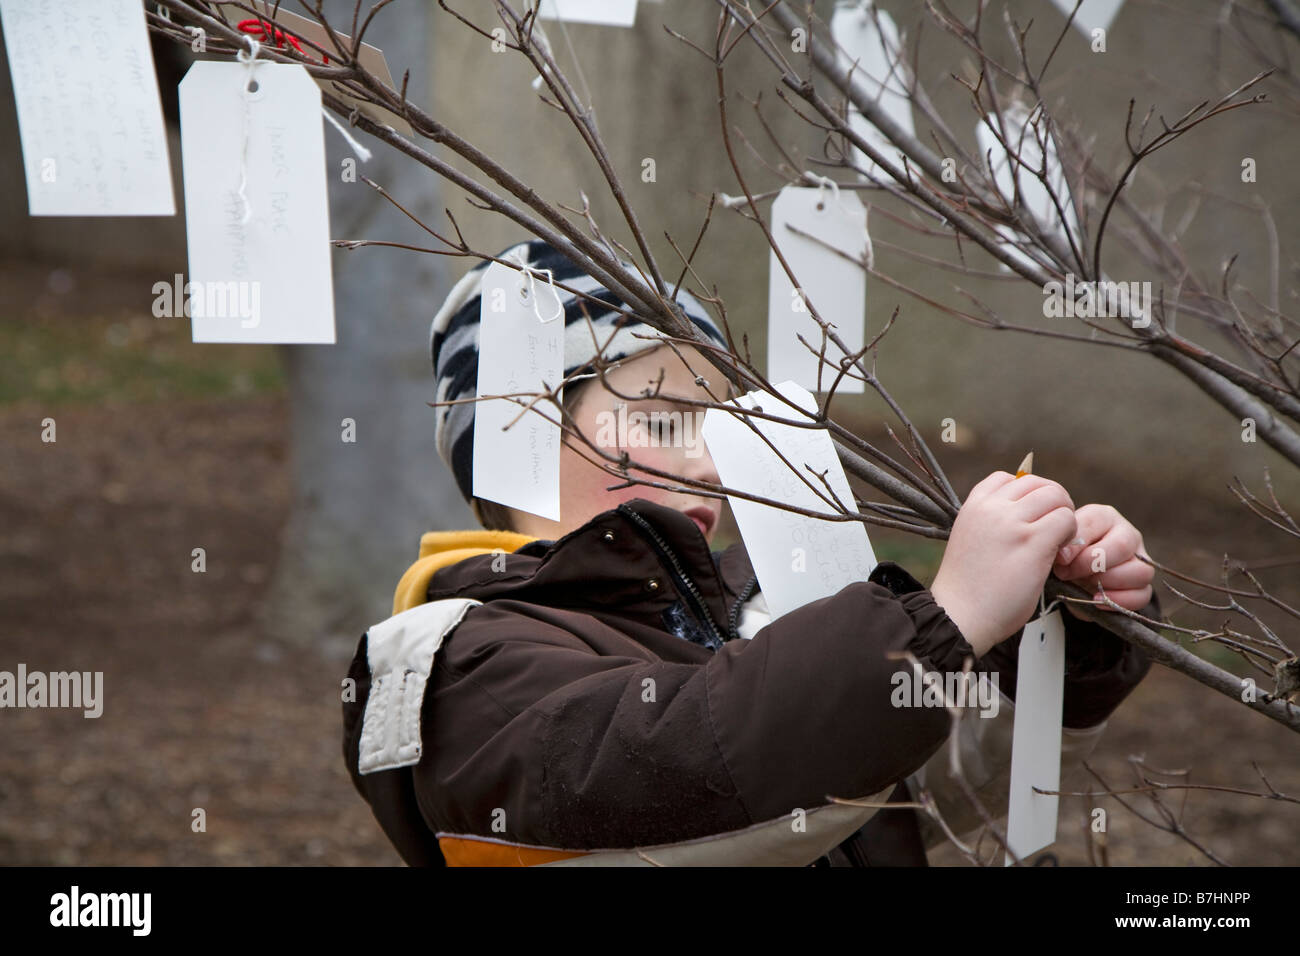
236,18,330,65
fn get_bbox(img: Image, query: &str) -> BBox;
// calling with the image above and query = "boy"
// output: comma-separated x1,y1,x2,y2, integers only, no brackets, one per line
342,239,1156,866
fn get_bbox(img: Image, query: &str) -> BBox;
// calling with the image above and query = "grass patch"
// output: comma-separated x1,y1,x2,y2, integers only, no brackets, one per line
0,310,283,407
873,529,945,583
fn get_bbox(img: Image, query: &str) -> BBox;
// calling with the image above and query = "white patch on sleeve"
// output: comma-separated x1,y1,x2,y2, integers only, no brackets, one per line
357,598,481,774
736,590,771,641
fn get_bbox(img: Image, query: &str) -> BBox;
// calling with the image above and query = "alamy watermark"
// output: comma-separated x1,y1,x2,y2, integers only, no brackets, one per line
891,668,1000,718
0,664,103,718
50,886,150,936
593,404,708,458
152,273,262,328
1043,273,1151,328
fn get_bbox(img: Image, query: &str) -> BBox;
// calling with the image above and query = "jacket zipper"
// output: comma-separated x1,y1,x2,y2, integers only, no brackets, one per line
727,574,759,643
618,504,726,649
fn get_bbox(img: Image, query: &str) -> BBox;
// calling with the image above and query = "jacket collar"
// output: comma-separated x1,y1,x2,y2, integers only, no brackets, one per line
417,498,750,637
392,528,537,615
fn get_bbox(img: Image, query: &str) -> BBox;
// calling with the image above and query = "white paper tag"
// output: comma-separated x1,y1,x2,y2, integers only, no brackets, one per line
537,0,638,27
828,3,913,178
471,262,564,521
1047,0,1126,37
767,187,868,394
701,380,876,620
0,0,175,216
178,62,335,343
1005,608,1066,865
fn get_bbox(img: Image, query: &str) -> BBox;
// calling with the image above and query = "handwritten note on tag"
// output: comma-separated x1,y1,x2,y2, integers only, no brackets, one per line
0,0,175,216
1005,608,1066,865
537,0,638,27
701,380,876,620
472,262,564,521
767,187,868,394
178,62,335,343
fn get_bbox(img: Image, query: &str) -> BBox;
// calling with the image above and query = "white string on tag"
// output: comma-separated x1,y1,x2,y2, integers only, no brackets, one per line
518,264,565,323
321,107,373,162
802,171,853,217
155,5,202,59
1038,590,1062,619
798,172,874,269
234,36,262,226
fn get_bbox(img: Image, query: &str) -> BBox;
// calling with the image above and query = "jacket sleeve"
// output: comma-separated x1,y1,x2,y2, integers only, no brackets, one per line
418,561,984,852
907,591,1158,850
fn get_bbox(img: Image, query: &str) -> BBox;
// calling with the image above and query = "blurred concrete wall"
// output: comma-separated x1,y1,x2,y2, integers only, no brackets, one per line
426,0,1300,510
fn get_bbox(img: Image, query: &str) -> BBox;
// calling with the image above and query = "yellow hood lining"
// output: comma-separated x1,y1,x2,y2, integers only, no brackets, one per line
392,529,537,615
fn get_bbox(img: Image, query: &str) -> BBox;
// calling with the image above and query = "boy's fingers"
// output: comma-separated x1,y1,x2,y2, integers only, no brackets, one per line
1014,482,1076,523
1061,555,1154,592
965,470,1017,505
1053,502,1115,568
999,473,1056,502
1069,504,1121,542
1035,504,1078,552
1053,520,1142,581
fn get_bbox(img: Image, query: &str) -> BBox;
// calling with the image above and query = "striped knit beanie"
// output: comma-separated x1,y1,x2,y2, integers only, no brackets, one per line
430,238,730,504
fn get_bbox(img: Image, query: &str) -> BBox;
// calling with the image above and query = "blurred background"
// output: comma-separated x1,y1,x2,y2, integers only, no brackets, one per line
1,0,1297,865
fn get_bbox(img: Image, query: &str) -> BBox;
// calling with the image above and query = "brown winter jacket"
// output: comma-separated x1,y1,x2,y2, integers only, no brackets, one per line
341,497,1154,866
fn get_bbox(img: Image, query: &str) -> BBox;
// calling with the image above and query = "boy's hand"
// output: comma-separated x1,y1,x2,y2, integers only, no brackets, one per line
929,471,1079,658
1051,504,1154,618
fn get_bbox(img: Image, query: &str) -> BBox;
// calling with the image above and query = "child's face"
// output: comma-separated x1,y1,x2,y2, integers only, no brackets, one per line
509,345,726,544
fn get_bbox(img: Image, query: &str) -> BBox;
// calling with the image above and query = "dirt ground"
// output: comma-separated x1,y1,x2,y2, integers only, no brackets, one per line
0,395,400,864
1,265,1297,866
